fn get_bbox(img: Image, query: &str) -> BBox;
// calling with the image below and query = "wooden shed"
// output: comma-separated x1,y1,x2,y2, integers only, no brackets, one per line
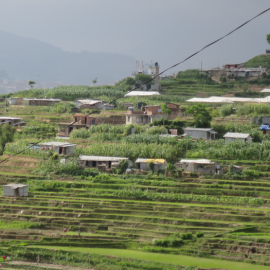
3,184,28,197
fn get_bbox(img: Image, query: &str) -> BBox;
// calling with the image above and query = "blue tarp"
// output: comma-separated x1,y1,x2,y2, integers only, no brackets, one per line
259,125,270,130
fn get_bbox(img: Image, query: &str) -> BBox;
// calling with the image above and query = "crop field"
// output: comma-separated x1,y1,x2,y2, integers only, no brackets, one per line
1,70,270,269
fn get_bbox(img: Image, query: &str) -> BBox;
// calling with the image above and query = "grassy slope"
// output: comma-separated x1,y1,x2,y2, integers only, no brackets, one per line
244,54,270,70
29,246,270,270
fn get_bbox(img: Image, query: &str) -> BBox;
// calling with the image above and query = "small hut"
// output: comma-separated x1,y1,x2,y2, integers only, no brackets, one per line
135,158,167,171
3,184,28,197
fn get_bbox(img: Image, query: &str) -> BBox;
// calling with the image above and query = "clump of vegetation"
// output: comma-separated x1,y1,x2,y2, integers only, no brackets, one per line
186,104,212,128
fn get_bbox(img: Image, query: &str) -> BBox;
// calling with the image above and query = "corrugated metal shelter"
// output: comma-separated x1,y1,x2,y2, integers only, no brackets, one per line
74,99,114,110
22,98,61,106
78,155,132,169
183,128,217,140
175,159,221,174
223,132,252,143
7,97,23,105
260,89,270,93
124,91,160,97
39,142,76,156
186,96,270,104
3,184,28,197
0,116,26,127
135,158,167,171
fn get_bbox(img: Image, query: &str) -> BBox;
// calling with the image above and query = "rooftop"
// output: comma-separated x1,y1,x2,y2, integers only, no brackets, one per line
124,91,160,97
135,158,166,164
78,155,128,161
179,159,215,164
3,184,28,189
23,98,61,101
39,142,76,147
184,127,215,132
76,99,101,105
0,117,22,120
223,132,251,139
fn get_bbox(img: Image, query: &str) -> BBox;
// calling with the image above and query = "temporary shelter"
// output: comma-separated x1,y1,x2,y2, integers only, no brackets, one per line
3,184,28,197
135,158,167,171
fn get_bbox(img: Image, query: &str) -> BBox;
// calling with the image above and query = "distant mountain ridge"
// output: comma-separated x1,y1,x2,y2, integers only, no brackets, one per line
0,30,134,84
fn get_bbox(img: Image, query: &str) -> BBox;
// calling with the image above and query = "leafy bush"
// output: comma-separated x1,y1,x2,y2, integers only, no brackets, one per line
196,232,204,238
242,169,260,179
181,232,193,240
118,159,129,174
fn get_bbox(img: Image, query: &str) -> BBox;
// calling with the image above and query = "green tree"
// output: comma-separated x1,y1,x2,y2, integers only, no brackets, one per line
135,74,152,86
160,104,172,125
126,77,135,86
267,33,270,45
0,123,16,155
186,104,212,128
29,81,36,88
92,77,97,86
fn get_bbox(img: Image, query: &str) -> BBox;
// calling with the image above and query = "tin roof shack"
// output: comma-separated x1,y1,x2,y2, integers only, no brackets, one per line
259,124,270,136
126,105,168,125
135,158,167,172
74,99,114,110
183,128,217,140
124,91,160,97
0,116,26,127
23,98,61,106
39,142,76,156
3,184,28,197
223,132,252,144
7,97,23,105
78,155,132,171
175,159,221,175
58,114,102,137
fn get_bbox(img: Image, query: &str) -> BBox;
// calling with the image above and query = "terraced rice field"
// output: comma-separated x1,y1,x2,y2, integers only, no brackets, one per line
2,167,270,269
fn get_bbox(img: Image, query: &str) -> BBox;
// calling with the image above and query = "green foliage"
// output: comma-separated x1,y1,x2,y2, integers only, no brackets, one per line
150,119,186,134
154,237,184,248
146,126,167,135
160,104,172,116
126,77,135,86
244,54,270,71
236,103,270,116
135,74,152,86
148,162,155,173
267,33,270,45
125,134,177,144
8,85,124,100
196,232,204,238
28,80,36,88
176,69,214,84
220,76,227,82
16,121,57,139
217,104,234,117
186,104,212,128
0,123,16,155
242,169,260,179
118,159,129,174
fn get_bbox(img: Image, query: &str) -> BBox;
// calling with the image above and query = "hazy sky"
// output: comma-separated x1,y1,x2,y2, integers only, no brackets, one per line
0,0,269,73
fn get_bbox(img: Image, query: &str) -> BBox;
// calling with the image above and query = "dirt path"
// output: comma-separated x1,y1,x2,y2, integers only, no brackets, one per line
6,261,94,270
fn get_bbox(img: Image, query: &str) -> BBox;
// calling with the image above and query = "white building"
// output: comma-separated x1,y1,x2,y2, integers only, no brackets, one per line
223,132,252,143
74,99,114,110
226,68,266,77
3,184,28,197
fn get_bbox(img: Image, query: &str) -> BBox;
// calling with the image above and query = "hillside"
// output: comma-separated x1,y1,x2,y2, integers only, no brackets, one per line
244,54,270,70
0,30,134,85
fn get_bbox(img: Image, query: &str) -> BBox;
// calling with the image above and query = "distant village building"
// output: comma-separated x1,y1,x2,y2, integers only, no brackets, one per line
183,128,217,140
22,98,61,106
223,132,252,143
7,97,23,105
0,116,26,127
175,159,222,174
224,63,244,69
7,97,61,106
266,49,270,54
253,116,270,125
3,184,28,197
39,142,76,156
78,155,132,171
74,99,114,110
58,114,102,137
135,158,167,171
126,105,168,125
160,75,174,80
132,62,161,91
226,68,266,77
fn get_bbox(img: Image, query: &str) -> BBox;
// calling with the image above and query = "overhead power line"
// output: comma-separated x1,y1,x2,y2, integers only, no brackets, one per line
0,7,269,165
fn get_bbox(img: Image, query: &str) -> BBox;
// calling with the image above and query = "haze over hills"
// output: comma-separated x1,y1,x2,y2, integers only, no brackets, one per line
0,30,134,85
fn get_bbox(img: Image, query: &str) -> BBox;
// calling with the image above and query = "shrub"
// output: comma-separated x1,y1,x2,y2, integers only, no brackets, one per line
243,169,260,179
196,232,204,238
181,232,193,240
